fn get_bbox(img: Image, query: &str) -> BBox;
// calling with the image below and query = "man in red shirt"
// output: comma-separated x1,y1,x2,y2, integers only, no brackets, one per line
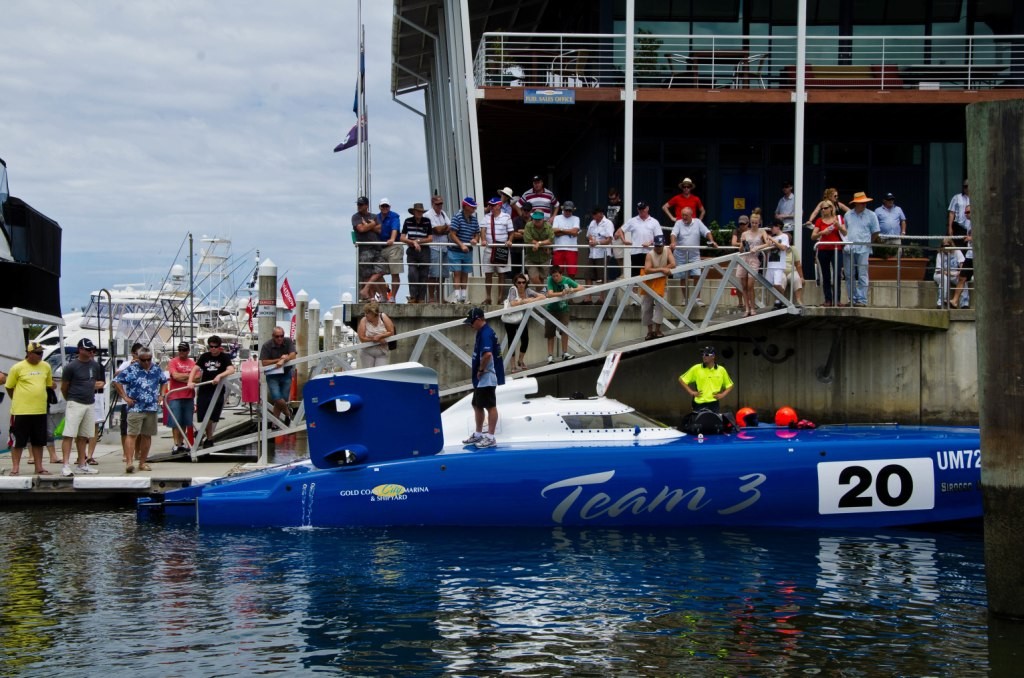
662,177,706,222
166,342,196,453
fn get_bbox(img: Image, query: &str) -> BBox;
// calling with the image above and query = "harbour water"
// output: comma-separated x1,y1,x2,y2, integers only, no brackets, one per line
0,507,990,676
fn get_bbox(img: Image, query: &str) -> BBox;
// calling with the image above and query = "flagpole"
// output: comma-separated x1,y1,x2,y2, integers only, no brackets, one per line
361,24,369,198
356,0,365,197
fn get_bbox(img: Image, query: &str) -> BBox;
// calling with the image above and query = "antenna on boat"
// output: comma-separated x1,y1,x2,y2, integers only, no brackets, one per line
596,352,622,397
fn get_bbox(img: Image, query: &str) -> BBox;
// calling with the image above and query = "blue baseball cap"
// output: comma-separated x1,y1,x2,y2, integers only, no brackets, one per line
464,307,485,324
462,197,477,208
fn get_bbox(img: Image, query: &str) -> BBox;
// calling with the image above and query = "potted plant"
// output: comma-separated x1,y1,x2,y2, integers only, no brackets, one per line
635,28,664,87
869,241,928,281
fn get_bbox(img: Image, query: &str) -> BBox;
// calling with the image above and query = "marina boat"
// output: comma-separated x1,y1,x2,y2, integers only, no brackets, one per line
1,157,64,433
138,362,982,529
32,236,265,364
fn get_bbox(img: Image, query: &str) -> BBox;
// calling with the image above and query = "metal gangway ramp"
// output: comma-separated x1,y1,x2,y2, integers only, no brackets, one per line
421,250,799,397
185,250,796,463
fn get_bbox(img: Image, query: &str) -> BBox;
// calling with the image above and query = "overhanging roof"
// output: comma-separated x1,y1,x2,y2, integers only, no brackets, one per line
391,0,550,95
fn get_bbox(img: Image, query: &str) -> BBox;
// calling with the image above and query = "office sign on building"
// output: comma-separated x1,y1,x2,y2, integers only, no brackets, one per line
524,88,575,105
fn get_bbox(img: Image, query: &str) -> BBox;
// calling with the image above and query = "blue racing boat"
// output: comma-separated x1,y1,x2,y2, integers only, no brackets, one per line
137,362,982,528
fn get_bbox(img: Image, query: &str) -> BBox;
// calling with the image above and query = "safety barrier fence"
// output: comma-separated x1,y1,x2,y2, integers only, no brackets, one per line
475,32,1024,91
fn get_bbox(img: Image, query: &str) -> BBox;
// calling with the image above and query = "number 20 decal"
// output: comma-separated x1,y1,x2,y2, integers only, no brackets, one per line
818,458,935,514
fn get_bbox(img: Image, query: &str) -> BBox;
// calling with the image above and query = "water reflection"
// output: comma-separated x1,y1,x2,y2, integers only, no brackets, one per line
0,508,989,675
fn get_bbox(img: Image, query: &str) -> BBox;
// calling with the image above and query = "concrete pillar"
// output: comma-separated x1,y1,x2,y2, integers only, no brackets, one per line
294,289,308,397
322,311,334,352
308,299,320,377
968,99,1024,618
257,258,278,347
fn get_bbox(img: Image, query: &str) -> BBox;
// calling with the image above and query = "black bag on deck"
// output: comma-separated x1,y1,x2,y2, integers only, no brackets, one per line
681,409,725,435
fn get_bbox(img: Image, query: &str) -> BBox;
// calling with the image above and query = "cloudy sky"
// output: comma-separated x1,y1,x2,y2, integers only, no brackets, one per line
1,0,426,313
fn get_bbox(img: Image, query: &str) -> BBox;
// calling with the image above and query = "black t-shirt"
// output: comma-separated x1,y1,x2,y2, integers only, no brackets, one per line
195,352,233,383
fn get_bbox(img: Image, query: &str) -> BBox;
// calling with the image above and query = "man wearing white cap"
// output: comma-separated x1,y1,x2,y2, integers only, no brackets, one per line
378,198,404,302
662,177,705,222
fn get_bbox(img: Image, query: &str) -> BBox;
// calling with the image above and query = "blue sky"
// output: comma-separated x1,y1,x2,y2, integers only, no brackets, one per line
1,0,426,313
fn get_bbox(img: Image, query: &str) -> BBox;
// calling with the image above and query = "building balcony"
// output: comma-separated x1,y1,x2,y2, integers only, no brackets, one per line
474,32,1024,104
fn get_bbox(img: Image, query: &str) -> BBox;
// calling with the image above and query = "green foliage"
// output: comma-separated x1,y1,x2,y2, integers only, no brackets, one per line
635,28,664,84
708,221,736,248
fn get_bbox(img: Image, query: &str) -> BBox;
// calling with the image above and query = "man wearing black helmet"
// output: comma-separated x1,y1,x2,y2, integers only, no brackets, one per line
678,346,734,413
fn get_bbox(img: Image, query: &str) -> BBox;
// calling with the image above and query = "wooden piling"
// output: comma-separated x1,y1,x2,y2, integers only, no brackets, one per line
968,99,1024,619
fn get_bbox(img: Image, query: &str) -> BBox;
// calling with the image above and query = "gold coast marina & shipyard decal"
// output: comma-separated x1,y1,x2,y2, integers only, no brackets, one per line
339,484,431,502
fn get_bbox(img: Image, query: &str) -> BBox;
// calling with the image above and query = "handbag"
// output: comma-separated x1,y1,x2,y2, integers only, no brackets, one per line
383,312,397,351
490,215,509,265
502,290,525,324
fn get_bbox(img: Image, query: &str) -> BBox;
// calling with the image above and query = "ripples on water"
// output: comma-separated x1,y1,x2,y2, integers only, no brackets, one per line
0,507,991,676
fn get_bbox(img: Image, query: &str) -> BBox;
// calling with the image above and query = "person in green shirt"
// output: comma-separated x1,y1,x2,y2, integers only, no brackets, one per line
544,265,580,363
678,345,734,413
523,210,554,286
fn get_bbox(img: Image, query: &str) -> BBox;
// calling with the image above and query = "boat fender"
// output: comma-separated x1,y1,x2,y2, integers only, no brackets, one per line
241,360,260,404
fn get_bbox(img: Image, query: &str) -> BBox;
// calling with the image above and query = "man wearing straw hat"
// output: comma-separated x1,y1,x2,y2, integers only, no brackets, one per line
843,191,881,307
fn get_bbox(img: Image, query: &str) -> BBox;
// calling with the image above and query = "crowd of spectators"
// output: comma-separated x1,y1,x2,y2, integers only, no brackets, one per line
351,175,974,312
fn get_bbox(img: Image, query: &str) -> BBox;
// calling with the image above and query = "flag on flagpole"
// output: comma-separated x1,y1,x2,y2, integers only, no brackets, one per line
289,313,297,340
280,278,296,310
333,116,367,152
353,43,364,115
246,296,254,332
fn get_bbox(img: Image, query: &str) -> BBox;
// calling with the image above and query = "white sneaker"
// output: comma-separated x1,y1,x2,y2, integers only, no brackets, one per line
76,464,98,475
547,355,554,364
462,432,484,445
475,436,496,449
61,465,74,477
562,353,574,361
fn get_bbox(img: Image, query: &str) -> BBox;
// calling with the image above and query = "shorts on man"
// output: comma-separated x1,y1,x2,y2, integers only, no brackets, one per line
766,269,786,286
266,373,291,403
552,250,578,276
13,414,48,448
196,390,226,424
127,411,159,436
471,386,497,410
64,400,96,439
672,248,701,279
448,249,473,273
382,244,404,274
481,261,512,275
166,397,194,429
544,310,571,338
429,248,449,279
358,248,387,280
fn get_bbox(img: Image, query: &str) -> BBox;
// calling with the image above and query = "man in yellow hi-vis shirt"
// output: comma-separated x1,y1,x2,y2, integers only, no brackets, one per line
679,345,734,413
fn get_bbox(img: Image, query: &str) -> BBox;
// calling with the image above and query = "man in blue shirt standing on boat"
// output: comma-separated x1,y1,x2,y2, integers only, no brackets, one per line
463,307,504,449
